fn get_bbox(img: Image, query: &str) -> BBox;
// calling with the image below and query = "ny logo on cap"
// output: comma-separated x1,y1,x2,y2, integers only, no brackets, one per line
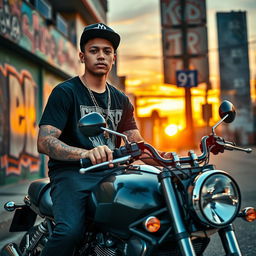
96,24,107,30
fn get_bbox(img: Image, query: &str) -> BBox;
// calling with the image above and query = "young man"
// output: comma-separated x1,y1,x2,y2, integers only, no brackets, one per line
37,23,148,256
38,23,170,256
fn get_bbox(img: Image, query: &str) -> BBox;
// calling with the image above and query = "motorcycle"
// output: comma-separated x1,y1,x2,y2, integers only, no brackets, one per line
1,100,256,256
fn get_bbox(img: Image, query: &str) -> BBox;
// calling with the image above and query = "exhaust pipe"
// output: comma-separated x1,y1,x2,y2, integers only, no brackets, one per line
0,243,22,256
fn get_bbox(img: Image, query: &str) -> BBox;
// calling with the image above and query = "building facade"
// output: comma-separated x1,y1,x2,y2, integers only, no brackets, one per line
217,11,254,145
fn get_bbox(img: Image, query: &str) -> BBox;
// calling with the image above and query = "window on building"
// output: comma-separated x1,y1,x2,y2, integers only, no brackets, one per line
34,0,52,20
68,20,77,45
56,13,68,37
234,78,245,89
231,48,243,65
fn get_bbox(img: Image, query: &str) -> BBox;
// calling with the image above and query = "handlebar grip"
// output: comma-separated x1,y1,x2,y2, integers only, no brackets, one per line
80,158,92,167
80,148,124,168
112,148,124,158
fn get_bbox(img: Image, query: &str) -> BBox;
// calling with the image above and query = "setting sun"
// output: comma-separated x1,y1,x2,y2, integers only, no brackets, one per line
165,124,180,137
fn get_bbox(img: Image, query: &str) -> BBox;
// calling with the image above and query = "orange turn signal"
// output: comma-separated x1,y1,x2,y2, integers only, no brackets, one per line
144,216,161,233
241,207,256,222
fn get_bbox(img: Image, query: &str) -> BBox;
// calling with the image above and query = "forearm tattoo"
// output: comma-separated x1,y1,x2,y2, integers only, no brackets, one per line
123,129,162,152
38,125,87,161
123,129,144,142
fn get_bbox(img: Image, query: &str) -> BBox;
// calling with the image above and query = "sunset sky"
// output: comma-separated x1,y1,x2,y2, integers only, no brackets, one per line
108,0,256,93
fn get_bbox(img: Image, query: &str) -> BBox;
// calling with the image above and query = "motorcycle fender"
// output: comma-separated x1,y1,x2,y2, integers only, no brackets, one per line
9,206,37,232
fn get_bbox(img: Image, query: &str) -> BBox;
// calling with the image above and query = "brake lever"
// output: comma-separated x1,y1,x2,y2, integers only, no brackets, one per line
223,140,236,146
79,155,132,174
215,138,252,153
223,143,252,153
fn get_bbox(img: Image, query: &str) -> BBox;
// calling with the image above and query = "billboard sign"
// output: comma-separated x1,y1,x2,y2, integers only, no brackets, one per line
160,0,209,85
164,56,209,84
163,26,208,56
161,0,206,26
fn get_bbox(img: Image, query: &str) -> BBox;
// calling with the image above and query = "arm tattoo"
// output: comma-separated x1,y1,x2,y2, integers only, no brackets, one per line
123,129,164,165
38,125,87,161
123,129,144,143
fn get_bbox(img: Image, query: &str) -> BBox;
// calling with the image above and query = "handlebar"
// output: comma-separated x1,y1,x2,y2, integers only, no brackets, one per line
78,137,210,173
78,133,252,174
79,148,123,168
80,155,132,174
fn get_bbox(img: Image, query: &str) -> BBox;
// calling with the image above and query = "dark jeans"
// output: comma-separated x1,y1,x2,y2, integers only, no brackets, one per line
40,168,113,256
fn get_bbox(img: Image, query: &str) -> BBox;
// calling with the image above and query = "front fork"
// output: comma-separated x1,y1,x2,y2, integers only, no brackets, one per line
159,170,196,256
219,224,242,256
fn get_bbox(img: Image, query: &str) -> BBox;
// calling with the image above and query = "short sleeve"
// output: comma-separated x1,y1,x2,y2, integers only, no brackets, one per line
39,86,72,131
118,96,138,132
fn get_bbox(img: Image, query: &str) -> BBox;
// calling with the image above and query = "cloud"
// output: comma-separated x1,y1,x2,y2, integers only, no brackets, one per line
108,0,159,24
207,0,256,11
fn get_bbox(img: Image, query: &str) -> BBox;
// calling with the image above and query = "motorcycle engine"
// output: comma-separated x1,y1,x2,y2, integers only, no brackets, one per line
94,244,119,256
91,233,121,256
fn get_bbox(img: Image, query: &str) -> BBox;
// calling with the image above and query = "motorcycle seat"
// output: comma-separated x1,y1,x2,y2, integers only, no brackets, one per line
28,178,53,217
39,186,53,217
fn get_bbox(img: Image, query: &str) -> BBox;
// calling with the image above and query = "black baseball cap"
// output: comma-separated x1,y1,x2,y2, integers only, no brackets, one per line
80,23,120,51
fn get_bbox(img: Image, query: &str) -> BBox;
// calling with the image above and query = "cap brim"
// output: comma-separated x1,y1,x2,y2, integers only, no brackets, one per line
80,29,120,51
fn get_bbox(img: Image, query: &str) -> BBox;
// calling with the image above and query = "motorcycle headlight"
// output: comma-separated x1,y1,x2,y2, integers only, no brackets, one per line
192,170,241,227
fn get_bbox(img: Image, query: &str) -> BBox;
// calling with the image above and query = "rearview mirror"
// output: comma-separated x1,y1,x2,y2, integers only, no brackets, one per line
78,112,106,137
219,100,236,123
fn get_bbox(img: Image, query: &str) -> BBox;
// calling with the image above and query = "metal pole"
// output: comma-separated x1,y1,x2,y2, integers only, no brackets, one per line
205,82,210,133
181,0,194,147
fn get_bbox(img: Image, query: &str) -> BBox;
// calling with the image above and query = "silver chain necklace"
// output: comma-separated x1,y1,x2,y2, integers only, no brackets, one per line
80,76,111,138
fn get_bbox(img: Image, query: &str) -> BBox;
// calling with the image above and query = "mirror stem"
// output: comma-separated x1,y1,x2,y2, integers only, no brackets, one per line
212,114,228,135
101,127,130,145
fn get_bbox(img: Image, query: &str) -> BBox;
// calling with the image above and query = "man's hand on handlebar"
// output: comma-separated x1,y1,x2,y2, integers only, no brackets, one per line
83,145,114,168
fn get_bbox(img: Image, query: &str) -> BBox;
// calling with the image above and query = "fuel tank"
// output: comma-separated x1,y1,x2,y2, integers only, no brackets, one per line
88,165,165,233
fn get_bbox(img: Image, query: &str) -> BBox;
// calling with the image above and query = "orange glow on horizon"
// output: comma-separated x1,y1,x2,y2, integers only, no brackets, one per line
132,83,220,129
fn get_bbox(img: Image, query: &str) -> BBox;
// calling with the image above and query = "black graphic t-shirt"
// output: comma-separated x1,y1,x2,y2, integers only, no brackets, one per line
39,76,137,170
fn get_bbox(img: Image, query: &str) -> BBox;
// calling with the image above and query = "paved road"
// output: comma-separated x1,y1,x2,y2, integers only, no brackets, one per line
203,147,256,256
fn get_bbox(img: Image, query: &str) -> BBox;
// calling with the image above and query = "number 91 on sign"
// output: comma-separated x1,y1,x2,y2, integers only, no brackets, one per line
176,70,198,88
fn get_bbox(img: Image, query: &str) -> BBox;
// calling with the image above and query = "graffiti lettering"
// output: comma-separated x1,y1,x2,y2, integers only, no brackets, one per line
0,0,21,41
0,0,79,76
0,64,39,175
25,79,38,156
9,73,26,159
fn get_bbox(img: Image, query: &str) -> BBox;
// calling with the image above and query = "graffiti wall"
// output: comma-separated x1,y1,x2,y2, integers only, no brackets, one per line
0,48,40,185
43,71,63,108
39,71,63,177
0,0,81,185
0,0,79,77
